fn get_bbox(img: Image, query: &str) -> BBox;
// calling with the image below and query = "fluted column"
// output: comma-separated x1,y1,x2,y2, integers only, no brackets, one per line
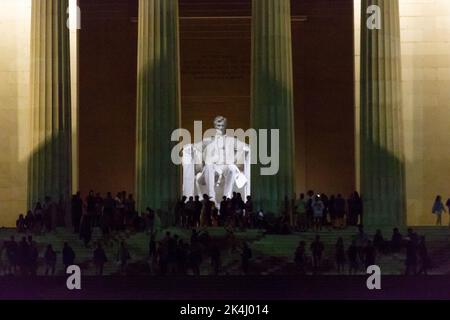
251,0,295,214
136,0,181,215
28,0,72,207
360,0,406,228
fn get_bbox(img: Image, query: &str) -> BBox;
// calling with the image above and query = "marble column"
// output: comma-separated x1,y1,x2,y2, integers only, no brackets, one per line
28,0,72,208
136,0,181,215
360,0,406,229
251,0,296,214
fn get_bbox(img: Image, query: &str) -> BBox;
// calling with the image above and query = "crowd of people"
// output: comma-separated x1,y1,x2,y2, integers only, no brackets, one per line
294,225,431,275
2,190,448,277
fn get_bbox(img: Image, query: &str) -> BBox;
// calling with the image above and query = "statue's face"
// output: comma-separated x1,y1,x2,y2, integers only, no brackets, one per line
214,116,227,134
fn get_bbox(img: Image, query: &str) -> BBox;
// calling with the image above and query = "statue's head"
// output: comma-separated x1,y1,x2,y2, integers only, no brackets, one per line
213,116,227,134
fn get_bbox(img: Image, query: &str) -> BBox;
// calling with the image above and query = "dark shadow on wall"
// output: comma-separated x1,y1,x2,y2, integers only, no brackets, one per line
251,73,296,215
360,136,407,229
26,132,72,218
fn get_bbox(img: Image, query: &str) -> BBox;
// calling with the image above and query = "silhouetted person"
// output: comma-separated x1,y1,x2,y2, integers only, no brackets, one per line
296,193,307,231
364,240,376,270
167,234,178,274
194,196,202,227
157,241,168,275
447,198,450,226
79,212,92,248
71,192,83,233
174,196,187,227
335,194,346,229
310,235,324,272
44,244,57,276
312,196,324,232
176,239,188,275
373,229,386,254
432,195,446,226
210,244,221,275
405,239,418,275
33,202,44,235
294,241,306,274
189,239,202,276
391,228,403,253
43,196,55,233
93,243,108,276
29,241,39,276
241,242,252,274
6,236,18,274
18,237,29,276
335,237,346,273
418,236,430,275
62,242,75,271
244,196,254,229
355,225,368,261
16,214,26,233
117,241,131,274
348,240,358,275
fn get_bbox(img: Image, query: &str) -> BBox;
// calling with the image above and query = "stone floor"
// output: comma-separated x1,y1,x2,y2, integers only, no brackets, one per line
1,226,449,276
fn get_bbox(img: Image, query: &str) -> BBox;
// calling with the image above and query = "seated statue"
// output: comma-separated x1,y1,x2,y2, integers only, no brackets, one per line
182,116,251,205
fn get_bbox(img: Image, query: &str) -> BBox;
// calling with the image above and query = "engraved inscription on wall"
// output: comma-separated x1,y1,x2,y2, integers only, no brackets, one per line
182,54,250,80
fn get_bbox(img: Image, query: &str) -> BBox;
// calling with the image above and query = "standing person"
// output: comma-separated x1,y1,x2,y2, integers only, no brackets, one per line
79,212,92,248
241,242,252,275
306,190,315,229
62,242,75,271
320,193,329,228
210,244,221,276
29,241,39,276
335,194,346,229
0,241,8,276
43,196,57,233
174,196,187,227
201,194,214,227
446,197,450,223
353,192,363,225
348,240,359,275
44,244,57,276
17,237,29,276
328,195,336,229
93,243,108,276
294,241,307,275
220,197,228,227
405,239,418,275
310,235,324,273
194,196,202,228
418,236,430,275
6,236,18,275
33,202,44,235
244,196,254,229
432,195,447,226
71,192,83,233
296,194,307,232
117,241,131,274
312,196,324,232
364,240,376,270
185,197,196,228
335,237,346,273
86,191,96,227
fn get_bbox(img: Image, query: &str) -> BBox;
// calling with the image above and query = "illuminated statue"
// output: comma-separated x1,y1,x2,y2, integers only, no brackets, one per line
182,116,251,204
